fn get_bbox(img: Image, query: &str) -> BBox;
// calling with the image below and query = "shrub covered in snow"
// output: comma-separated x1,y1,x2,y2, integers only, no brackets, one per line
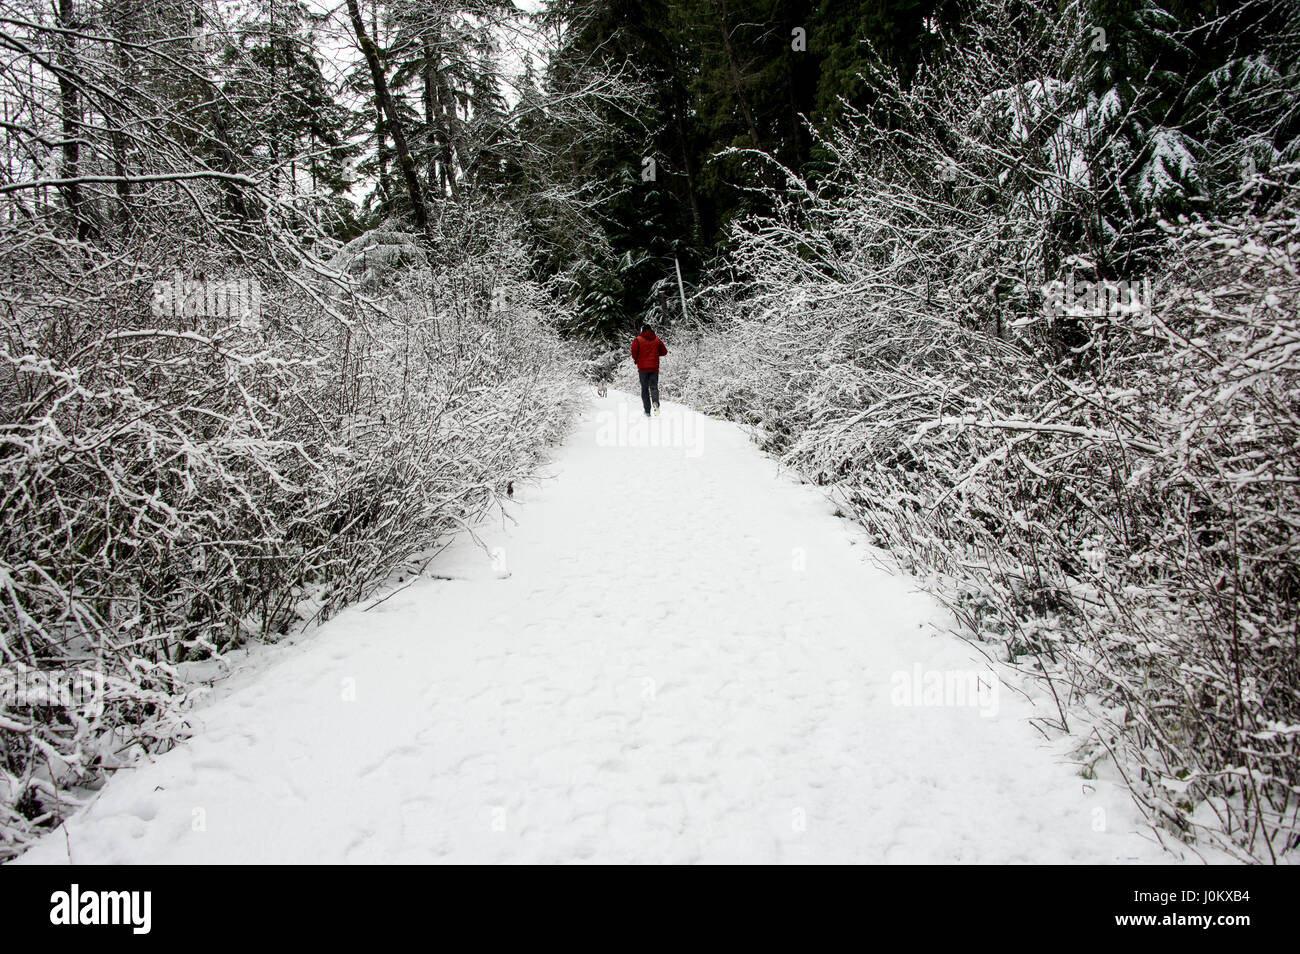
673,1,1300,861
0,213,583,860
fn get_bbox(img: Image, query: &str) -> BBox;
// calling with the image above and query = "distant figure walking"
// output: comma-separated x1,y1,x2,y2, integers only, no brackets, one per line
631,324,668,417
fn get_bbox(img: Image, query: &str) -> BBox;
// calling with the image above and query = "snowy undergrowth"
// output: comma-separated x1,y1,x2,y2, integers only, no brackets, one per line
656,23,1300,855
0,227,585,861
10,388,1184,864
652,0,1300,861
669,196,1300,862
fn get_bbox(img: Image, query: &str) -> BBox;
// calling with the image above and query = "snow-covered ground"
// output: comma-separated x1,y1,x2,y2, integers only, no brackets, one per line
15,389,1187,863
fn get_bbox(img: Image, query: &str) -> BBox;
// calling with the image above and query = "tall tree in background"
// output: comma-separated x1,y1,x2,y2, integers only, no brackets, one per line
346,0,429,235
227,1,360,224
532,0,975,337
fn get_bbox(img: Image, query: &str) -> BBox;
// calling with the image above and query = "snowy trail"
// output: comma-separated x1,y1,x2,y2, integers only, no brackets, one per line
17,390,1176,864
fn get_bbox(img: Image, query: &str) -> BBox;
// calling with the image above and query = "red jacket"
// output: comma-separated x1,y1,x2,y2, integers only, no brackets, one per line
631,330,667,372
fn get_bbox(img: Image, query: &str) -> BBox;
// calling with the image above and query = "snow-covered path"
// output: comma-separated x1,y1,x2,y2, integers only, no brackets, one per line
17,390,1175,864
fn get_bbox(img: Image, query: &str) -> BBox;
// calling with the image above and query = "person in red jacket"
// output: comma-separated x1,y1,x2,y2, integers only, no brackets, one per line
630,324,668,416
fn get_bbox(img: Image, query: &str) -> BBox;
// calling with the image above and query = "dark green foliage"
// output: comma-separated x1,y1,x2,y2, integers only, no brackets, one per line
530,0,1296,339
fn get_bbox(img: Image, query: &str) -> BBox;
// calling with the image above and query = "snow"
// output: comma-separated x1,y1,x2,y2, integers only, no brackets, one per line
1139,127,1202,201
13,390,1185,864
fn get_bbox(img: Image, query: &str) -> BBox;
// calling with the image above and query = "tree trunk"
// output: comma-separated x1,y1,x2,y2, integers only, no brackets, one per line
108,3,136,224
423,38,460,201
671,81,703,240
714,0,762,151
54,0,96,240
346,0,429,236
431,44,462,199
422,44,438,190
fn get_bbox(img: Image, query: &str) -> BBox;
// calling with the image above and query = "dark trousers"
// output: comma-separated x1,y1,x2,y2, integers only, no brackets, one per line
638,371,660,414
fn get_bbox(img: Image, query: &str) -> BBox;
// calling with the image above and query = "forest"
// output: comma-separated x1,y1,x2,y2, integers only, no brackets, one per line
1,0,1297,863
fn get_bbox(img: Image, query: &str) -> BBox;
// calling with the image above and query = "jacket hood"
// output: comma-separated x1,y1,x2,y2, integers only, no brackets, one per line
638,330,658,341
